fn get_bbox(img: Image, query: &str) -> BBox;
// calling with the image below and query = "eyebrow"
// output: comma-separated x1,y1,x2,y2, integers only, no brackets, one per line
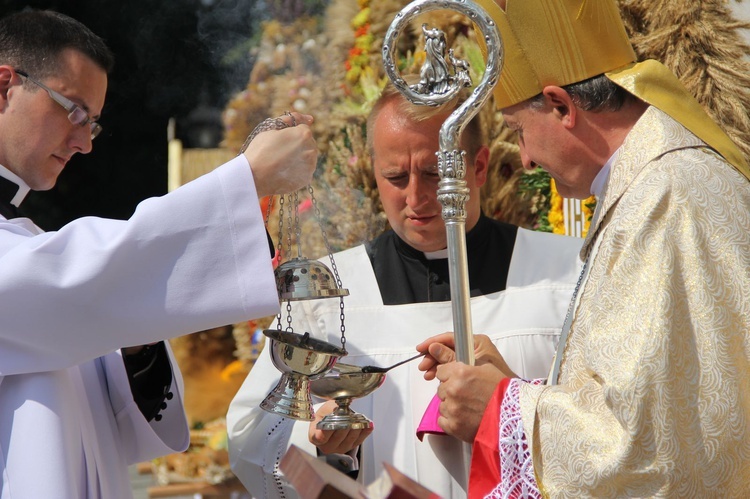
50,81,100,120
380,163,439,175
379,166,408,176
76,99,98,120
31,73,100,120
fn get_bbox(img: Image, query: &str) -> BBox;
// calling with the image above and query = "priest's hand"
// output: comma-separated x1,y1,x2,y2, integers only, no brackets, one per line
416,332,517,381
308,400,373,455
243,112,317,198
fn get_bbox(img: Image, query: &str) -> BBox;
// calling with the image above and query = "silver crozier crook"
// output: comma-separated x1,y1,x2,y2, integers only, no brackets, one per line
383,1,503,376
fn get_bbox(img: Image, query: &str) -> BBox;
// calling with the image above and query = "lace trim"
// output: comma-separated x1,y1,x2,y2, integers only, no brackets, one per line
487,378,541,499
267,418,288,498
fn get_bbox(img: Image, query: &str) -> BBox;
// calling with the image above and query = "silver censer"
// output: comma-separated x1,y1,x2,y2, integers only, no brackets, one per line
260,189,350,421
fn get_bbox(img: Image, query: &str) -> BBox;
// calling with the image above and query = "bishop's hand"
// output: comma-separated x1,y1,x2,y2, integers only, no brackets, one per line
416,332,517,381
415,333,515,442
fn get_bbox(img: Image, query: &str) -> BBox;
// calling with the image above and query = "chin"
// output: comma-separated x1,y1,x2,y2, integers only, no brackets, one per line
30,177,59,191
36,180,57,191
411,238,446,253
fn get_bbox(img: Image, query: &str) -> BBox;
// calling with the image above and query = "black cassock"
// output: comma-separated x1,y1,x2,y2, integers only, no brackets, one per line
366,213,517,305
0,174,21,219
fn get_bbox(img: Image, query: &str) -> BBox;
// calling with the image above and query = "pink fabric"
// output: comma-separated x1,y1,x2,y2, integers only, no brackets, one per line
416,393,447,441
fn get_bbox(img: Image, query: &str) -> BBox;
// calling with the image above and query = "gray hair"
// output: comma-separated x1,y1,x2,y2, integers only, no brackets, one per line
527,74,635,112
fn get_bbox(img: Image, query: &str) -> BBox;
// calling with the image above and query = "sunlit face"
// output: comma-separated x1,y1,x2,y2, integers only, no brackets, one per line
502,99,593,199
371,100,487,253
0,48,107,190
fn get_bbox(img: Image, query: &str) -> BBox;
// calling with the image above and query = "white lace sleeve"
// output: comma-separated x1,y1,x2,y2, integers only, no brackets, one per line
487,378,542,499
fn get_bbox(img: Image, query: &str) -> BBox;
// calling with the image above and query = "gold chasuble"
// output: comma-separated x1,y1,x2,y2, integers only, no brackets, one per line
465,1,750,496
519,107,750,497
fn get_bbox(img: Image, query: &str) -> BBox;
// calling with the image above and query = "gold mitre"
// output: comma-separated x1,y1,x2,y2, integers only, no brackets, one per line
474,0,749,176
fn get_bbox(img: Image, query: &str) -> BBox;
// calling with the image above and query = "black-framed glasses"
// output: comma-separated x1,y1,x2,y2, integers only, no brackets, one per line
15,69,102,140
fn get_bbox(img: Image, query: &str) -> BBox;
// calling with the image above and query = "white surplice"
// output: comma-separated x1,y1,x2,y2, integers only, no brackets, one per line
227,228,582,498
0,156,279,498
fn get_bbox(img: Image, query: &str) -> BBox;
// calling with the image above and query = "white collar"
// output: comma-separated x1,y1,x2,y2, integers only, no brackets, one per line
590,149,620,198
0,164,31,207
424,248,448,260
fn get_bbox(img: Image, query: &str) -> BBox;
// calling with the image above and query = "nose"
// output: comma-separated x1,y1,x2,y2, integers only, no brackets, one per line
69,124,94,154
519,146,535,170
405,174,430,208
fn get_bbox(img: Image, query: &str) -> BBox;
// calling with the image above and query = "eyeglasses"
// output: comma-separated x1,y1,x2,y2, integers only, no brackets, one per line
15,69,102,140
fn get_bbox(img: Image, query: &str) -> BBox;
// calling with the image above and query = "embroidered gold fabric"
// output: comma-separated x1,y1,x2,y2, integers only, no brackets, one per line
520,107,750,498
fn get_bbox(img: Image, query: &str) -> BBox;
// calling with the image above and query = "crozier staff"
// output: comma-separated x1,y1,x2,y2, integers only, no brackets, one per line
0,9,317,499
418,0,750,497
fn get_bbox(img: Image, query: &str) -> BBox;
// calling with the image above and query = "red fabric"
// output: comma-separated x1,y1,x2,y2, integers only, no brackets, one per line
468,377,511,499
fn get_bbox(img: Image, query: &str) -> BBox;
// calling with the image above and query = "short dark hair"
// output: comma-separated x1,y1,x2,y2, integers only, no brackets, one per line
528,74,635,112
366,79,486,162
0,9,114,79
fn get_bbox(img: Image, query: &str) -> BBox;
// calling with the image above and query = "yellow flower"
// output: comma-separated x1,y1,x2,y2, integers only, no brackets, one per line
413,50,426,67
263,20,282,39
581,195,596,237
548,179,597,236
549,178,565,235
354,33,374,50
219,360,245,383
208,429,228,451
352,7,370,28
346,65,363,83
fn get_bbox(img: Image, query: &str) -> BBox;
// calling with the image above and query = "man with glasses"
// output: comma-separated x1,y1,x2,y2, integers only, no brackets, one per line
0,9,319,498
15,69,103,139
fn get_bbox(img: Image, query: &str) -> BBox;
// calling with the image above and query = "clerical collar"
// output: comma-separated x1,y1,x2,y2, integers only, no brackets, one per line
424,248,448,260
0,165,30,207
394,214,492,261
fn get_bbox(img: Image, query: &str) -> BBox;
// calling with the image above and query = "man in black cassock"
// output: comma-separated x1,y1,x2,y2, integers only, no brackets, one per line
227,83,582,498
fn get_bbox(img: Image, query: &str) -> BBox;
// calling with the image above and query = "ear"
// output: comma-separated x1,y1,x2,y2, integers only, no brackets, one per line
472,145,490,187
0,66,16,109
542,85,577,129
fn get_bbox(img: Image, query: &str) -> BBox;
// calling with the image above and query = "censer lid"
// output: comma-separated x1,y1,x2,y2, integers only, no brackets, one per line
275,257,350,301
263,330,347,357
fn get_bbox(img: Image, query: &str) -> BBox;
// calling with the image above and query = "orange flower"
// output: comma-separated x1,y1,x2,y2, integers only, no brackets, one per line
355,24,370,38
